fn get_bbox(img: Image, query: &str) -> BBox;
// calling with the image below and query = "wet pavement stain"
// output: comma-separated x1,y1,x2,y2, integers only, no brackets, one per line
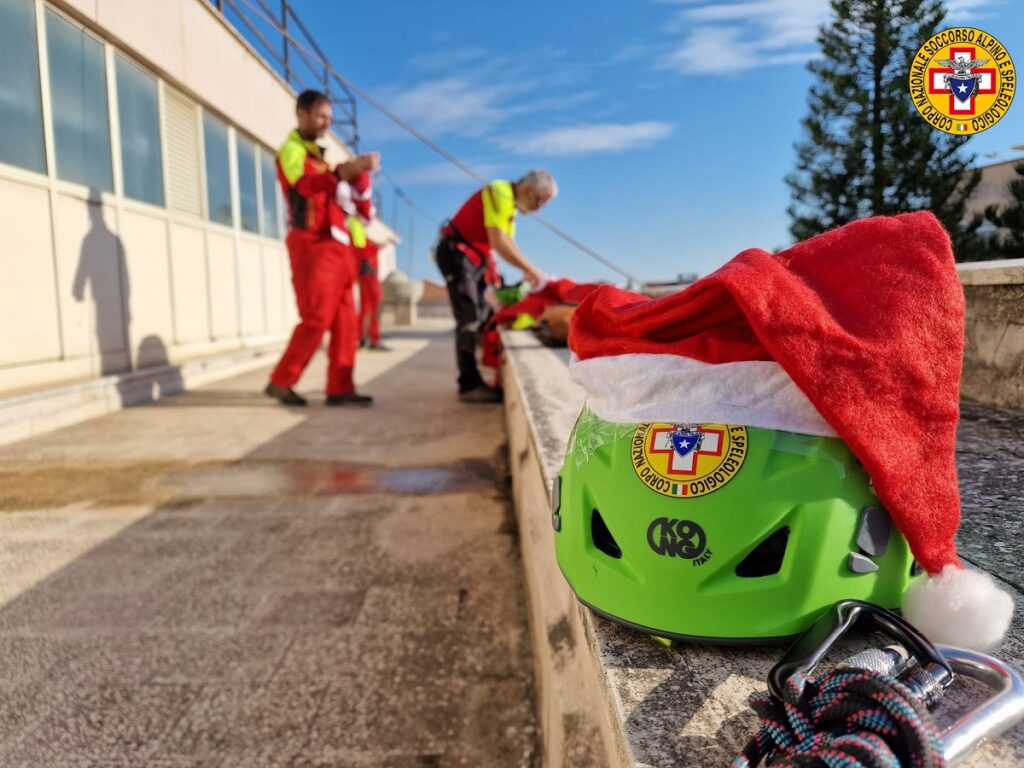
164,458,500,498
0,460,186,511
1,458,501,511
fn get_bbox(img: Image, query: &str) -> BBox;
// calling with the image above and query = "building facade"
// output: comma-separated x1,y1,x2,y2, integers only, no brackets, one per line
1,0,396,396
966,155,1024,222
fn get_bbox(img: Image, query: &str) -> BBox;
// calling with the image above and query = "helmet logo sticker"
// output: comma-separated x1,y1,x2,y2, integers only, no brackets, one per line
669,427,703,458
647,518,711,565
631,423,748,498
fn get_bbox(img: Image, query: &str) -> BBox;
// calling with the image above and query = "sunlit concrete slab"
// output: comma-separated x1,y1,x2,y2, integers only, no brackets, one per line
0,321,537,767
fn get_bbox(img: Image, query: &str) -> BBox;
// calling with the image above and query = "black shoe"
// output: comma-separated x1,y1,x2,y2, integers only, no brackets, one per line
264,383,308,406
359,339,368,348
326,392,374,407
458,385,503,404
367,342,391,352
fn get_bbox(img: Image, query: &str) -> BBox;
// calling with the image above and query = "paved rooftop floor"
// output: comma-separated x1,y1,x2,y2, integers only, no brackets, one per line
0,322,538,768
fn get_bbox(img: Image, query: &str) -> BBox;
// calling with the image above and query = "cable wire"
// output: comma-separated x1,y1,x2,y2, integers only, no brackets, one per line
322,67,642,283
228,0,641,283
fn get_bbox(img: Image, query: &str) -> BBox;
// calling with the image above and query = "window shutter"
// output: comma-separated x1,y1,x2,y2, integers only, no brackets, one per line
164,88,202,216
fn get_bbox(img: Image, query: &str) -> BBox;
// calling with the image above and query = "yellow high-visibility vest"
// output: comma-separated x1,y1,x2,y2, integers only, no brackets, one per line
347,215,367,248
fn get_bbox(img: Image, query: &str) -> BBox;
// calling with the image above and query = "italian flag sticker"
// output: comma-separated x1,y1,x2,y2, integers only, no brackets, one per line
957,123,969,132
671,483,686,496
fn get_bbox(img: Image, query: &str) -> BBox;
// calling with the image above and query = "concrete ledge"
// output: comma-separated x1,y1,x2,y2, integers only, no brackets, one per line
958,261,1024,410
501,329,1024,767
0,343,284,448
958,259,1024,286
503,331,618,768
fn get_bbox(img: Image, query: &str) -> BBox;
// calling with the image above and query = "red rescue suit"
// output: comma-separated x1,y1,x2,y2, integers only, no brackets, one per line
269,131,360,395
328,170,376,374
357,241,382,345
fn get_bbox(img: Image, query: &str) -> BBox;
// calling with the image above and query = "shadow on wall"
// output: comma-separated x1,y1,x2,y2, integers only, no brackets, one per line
71,192,183,404
72,189,130,375
114,335,185,407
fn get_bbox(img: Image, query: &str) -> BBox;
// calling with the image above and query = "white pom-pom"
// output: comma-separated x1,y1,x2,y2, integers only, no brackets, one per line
903,565,1014,652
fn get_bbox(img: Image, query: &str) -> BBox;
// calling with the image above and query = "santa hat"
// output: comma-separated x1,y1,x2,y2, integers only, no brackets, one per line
568,212,1013,652
336,170,375,222
331,171,376,246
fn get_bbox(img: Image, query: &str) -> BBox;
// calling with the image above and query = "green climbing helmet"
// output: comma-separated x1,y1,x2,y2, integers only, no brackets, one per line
552,408,918,643
494,281,528,307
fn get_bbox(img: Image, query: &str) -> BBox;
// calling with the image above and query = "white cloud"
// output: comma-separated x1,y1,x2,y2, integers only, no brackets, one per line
361,77,528,142
657,0,1000,74
506,89,602,116
361,49,601,145
611,42,652,64
501,122,674,157
409,46,489,73
945,0,999,21
659,0,832,74
396,162,504,186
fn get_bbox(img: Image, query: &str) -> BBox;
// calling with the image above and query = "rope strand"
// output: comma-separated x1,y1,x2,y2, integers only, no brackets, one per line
732,667,946,768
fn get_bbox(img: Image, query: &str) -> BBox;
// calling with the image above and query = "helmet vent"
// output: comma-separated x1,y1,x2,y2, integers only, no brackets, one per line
735,527,790,578
591,509,622,559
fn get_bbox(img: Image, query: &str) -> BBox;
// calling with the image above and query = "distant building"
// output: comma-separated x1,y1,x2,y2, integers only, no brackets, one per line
418,279,453,318
0,0,398,396
642,273,700,297
964,154,1024,236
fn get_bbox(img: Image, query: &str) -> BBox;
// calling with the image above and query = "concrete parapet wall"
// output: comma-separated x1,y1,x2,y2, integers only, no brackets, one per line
500,328,1024,768
502,333,617,768
959,260,1024,411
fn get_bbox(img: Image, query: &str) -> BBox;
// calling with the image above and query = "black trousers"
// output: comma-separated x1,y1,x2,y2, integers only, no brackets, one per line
436,237,489,392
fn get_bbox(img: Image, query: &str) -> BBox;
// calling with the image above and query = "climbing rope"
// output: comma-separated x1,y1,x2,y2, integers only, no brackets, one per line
732,666,946,768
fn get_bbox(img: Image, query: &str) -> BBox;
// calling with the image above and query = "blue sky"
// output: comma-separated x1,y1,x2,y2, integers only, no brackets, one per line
285,0,1024,284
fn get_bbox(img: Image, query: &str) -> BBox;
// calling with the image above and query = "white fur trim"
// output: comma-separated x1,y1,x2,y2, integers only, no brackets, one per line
569,353,837,436
903,565,1014,652
336,181,357,215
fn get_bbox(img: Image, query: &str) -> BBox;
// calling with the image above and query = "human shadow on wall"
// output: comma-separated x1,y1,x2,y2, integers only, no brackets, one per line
72,189,131,375
115,335,185,407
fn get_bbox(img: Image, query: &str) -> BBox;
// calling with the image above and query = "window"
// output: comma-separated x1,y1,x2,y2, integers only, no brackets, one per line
164,88,201,216
236,135,258,234
259,149,279,239
0,0,46,173
45,9,112,191
202,111,233,226
115,54,163,205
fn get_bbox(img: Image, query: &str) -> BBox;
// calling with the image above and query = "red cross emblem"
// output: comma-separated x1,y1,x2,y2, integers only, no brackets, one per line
927,46,997,116
648,426,724,477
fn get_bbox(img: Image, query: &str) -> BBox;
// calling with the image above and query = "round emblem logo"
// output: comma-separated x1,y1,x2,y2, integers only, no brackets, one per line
631,423,748,498
909,27,1015,135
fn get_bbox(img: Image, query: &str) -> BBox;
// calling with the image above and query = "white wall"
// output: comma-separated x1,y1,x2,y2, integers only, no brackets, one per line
376,242,398,281
0,0,394,395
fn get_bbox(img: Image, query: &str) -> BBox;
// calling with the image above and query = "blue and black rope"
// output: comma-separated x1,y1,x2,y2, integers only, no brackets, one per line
732,667,946,768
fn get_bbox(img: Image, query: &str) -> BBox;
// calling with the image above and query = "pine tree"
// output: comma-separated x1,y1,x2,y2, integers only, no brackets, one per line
786,0,982,258
982,162,1024,259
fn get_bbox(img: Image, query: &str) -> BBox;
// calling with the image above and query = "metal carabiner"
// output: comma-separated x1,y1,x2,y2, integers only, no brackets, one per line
768,599,953,701
768,601,1024,763
937,645,1024,767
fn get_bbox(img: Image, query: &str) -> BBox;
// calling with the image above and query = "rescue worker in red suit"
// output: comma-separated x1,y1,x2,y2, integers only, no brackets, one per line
358,240,386,351
436,170,556,403
334,174,386,351
264,90,380,407
326,169,377,378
